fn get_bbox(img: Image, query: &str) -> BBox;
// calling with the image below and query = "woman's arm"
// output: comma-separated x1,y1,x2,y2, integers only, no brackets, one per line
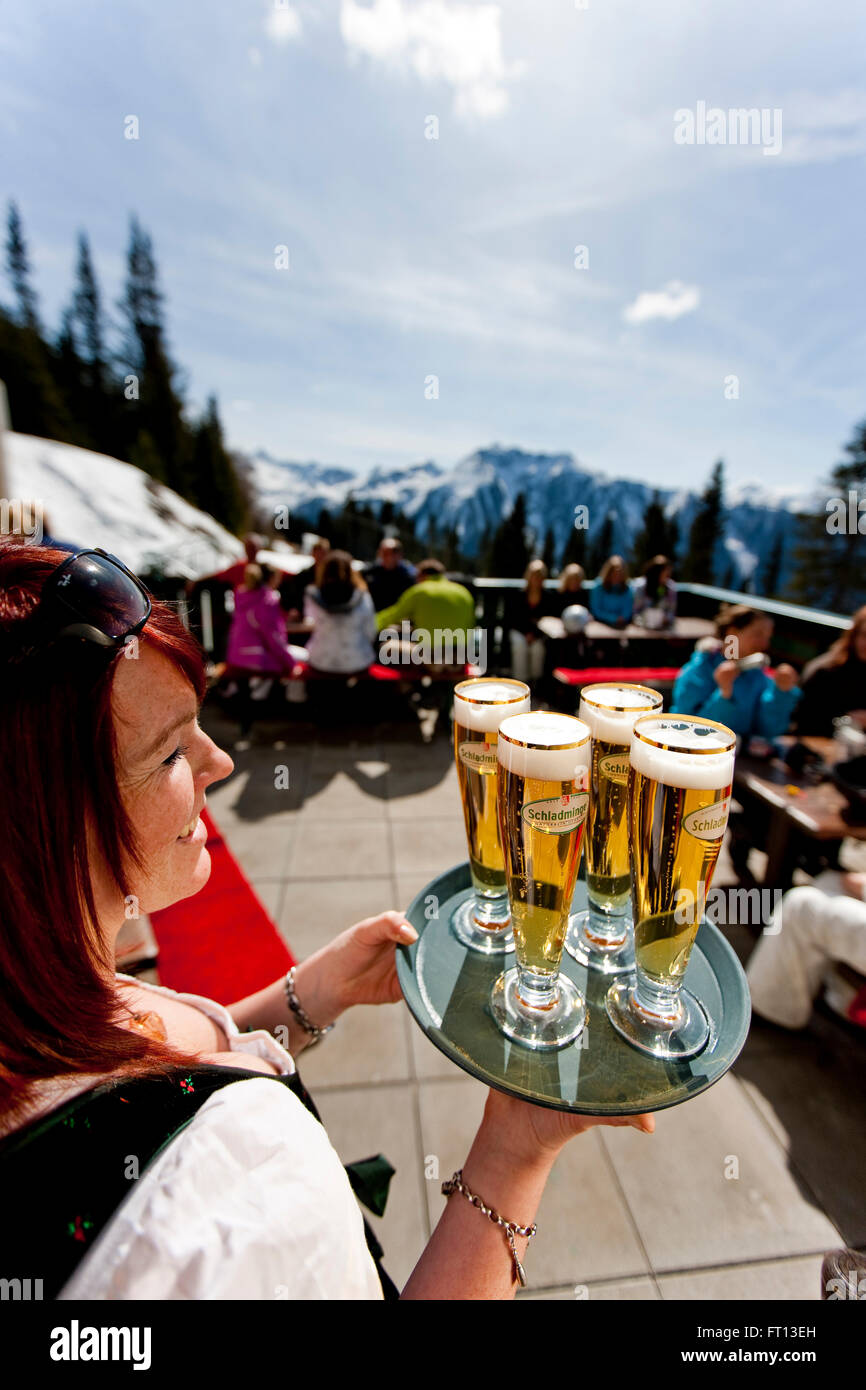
401,1091,653,1299
227,912,416,1052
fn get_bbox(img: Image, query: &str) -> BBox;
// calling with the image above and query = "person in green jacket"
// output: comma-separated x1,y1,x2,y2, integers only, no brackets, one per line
376,559,478,672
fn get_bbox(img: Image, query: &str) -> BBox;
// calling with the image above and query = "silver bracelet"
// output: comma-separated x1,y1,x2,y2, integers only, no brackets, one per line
441,1169,536,1287
284,967,334,1048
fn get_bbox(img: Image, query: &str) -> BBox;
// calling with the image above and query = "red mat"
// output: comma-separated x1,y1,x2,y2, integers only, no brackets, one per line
149,809,295,1005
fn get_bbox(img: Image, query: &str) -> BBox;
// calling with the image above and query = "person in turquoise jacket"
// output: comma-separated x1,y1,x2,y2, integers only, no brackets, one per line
671,605,801,740
590,555,634,628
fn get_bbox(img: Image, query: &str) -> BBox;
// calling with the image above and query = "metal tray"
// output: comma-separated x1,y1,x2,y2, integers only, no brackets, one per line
397,863,751,1115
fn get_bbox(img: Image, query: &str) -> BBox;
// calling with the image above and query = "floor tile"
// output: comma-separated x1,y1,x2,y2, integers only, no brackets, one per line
391,818,468,879
520,1275,659,1301
287,819,391,879
416,1080,650,1286
658,1253,824,1300
313,1083,427,1291
295,1001,411,1089
302,769,389,821
736,1037,866,1247
220,818,295,880
598,1074,840,1273
279,877,398,958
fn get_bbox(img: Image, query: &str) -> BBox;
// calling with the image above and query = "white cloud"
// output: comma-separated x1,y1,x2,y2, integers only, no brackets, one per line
265,3,302,43
339,0,523,119
622,281,700,325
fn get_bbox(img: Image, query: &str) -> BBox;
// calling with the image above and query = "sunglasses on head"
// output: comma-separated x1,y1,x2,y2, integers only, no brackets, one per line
36,548,152,650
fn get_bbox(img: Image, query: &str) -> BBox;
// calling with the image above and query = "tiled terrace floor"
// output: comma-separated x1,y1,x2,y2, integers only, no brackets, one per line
199,700,866,1300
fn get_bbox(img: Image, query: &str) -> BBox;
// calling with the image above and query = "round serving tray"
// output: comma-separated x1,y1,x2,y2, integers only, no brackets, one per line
397,863,751,1115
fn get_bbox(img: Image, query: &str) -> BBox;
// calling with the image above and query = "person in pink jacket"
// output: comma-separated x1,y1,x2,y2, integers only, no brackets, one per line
225,566,306,740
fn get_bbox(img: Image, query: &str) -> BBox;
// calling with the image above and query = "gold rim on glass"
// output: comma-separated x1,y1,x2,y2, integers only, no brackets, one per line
631,713,736,754
453,678,530,706
498,713,591,752
580,683,664,714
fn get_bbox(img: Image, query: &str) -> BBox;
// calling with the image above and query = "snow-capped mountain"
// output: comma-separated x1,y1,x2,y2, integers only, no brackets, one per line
247,443,809,588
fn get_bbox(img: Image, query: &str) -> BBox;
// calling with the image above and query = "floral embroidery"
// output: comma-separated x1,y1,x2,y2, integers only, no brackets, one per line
68,1214,94,1243
180,1076,195,1095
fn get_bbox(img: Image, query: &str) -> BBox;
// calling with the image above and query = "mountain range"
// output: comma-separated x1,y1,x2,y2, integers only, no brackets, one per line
244,444,810,588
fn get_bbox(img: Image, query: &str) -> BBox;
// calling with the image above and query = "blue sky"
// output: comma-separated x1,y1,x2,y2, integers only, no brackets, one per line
1,0,864,492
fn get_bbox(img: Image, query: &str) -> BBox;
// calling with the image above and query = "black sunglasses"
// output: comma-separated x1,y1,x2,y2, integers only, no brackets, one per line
38,548,152,649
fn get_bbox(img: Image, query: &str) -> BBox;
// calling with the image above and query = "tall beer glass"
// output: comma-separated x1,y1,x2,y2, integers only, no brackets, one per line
606,715,736,1059
565,684,663,975
452,678,531,953
491,712,591,1049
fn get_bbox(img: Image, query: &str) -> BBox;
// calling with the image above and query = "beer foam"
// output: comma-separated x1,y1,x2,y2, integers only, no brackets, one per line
498,712,591,782
629,716,735,790
453,679,530,732
579,684,662,745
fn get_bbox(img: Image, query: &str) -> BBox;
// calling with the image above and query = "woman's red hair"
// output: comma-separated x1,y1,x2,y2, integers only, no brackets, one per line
0,540,206,1121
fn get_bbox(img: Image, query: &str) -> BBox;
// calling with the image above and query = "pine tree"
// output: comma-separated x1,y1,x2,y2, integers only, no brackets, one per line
633,491,672,571
790,420,866,612
541,526,556,572
489,492,529,577
681,461,725,585
6,202,40,331
118,216,191,498
188,396,247,534
761,531,785,599
560,521,587,571
589,514,614,576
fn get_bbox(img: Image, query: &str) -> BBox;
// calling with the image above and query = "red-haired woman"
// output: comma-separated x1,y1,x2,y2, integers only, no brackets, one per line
0,541,653,1300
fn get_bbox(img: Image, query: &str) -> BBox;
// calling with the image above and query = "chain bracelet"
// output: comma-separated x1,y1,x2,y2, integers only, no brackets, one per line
284,967,334,1048
441,1169,536,1287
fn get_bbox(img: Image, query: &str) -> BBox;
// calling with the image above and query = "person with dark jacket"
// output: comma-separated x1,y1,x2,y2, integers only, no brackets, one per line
364,539,417,612
505,561,556,683
794,607,866,737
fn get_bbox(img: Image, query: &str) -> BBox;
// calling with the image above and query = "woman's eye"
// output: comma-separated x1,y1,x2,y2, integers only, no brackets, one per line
163,743,189,768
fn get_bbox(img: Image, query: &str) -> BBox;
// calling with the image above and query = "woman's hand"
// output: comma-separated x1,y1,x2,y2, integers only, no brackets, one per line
773,663,798,692
293,911,417,1024
478,1087,654,1169
714,660,739,699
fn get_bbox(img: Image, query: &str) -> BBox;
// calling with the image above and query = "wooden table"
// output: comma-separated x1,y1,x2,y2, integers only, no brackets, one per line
538,615,714,643
733,737,866,888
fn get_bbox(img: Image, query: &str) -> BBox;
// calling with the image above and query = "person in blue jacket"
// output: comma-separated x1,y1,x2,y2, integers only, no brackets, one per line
671,604,800,741
590,555,633,628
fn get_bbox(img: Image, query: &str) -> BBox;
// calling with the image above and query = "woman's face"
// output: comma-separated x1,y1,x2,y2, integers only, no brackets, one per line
91,643,234,928
609,565,624,586
733,616,773,657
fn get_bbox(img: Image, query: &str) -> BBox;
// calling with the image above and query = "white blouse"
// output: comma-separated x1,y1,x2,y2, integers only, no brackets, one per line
56,976,384,1301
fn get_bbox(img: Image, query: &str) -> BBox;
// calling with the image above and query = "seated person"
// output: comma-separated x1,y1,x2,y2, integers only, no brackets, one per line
504,560,553,683
589,555,633,628
551,564,589,616
280,536,330,617
376,560,476,671
226,564,299,677
631,555,677,630
365,539,417,613
671,604,800,741
747,870,866,1029
304,550,378,675
794,606,866,738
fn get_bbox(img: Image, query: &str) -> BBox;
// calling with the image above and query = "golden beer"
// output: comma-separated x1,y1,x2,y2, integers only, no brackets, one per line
452,679,530,949
453,678,531,899
629,768,732,984
605,714,736,1059
497,713,591,978
579,685,663,917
